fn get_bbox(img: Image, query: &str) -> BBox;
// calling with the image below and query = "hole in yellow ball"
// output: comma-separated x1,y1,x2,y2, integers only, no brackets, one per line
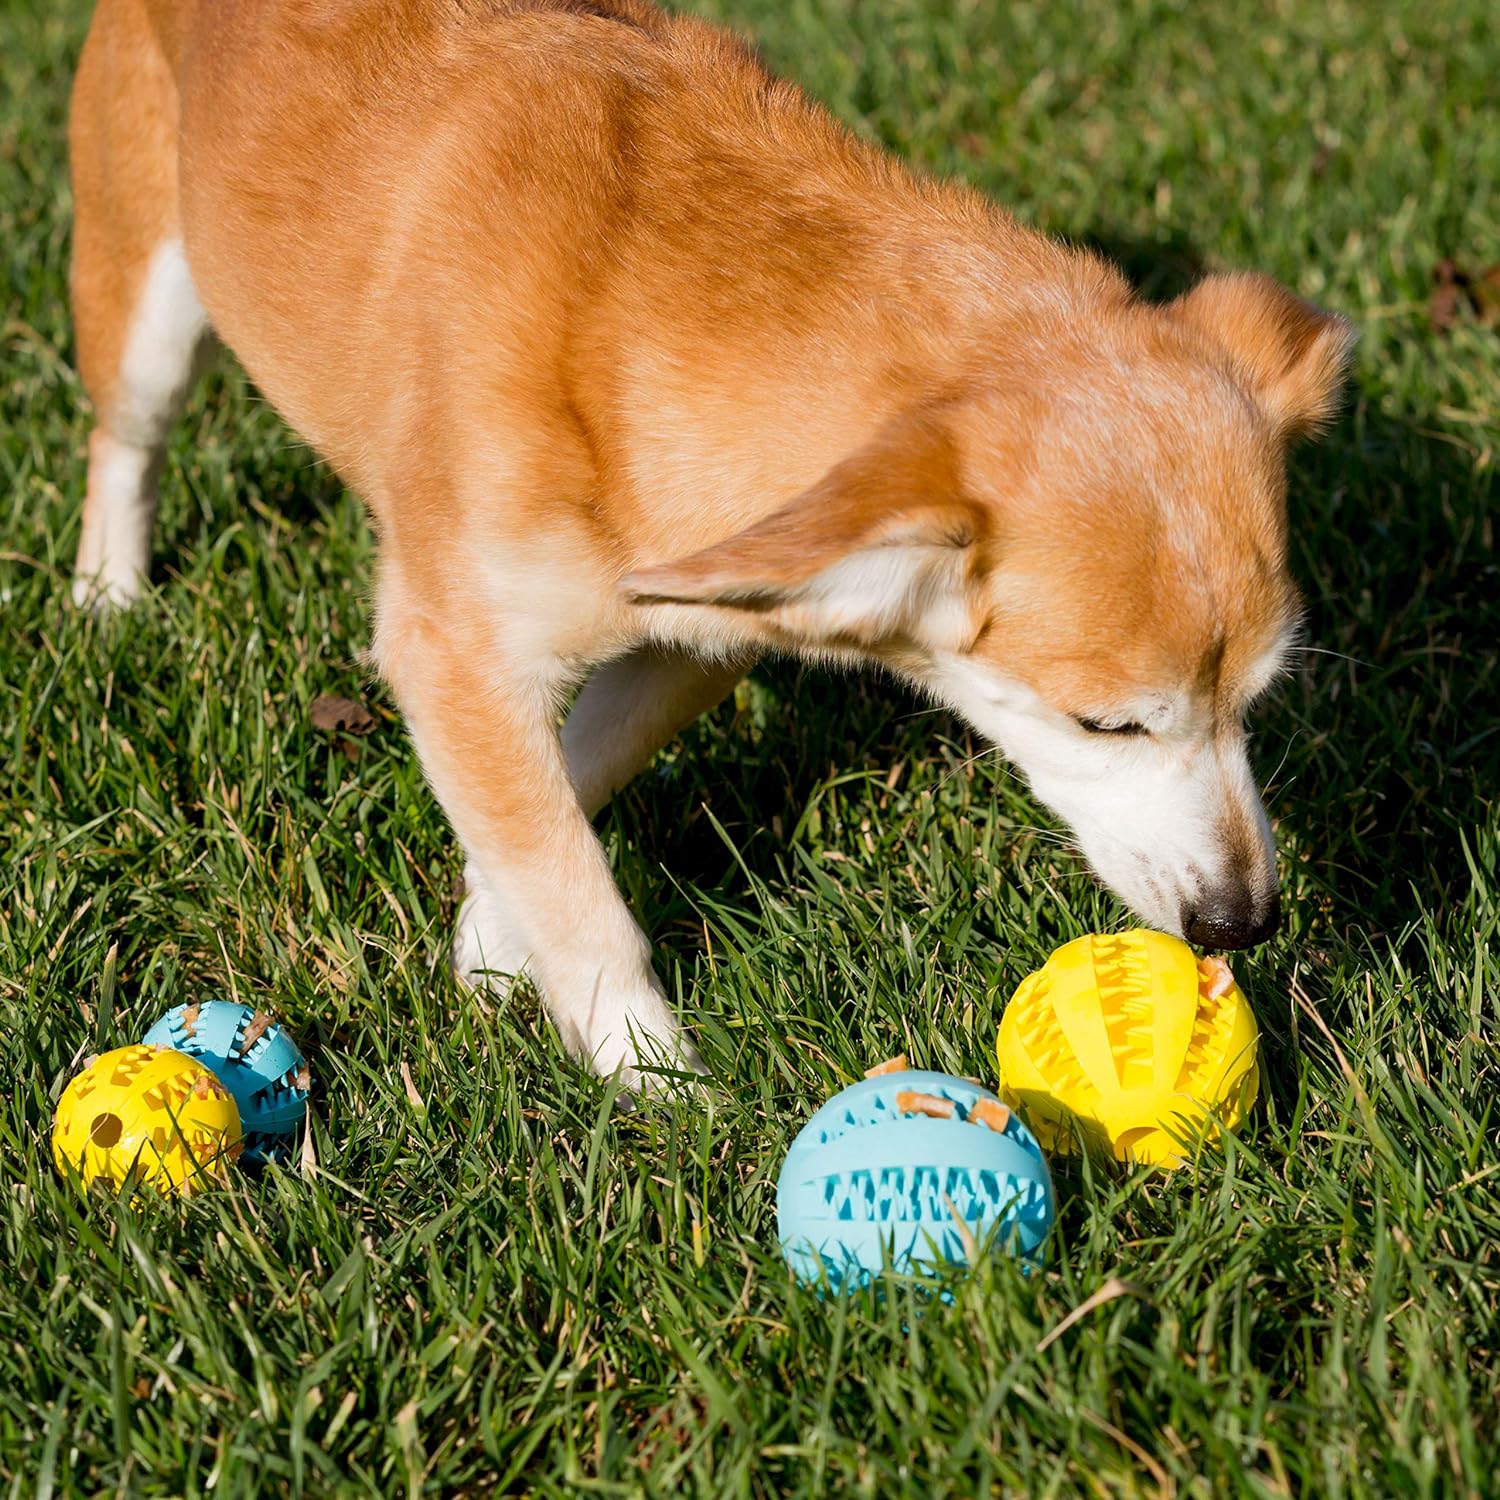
91,1112,124,1148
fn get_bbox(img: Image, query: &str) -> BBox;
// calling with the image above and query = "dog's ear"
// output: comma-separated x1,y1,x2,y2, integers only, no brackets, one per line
1170,272,1357,439
622,411,989,651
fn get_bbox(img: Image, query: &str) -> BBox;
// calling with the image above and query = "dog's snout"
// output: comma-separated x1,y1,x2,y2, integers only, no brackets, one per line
1182,891,1280,951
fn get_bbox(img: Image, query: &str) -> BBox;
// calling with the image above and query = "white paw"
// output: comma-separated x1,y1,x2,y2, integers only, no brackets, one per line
71,568,143,612
451,861,534,991
575,975,706,1096
452,862,705,1095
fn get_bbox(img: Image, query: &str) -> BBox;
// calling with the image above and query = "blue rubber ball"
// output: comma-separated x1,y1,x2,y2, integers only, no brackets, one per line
142,1001,310,1165
777,1070,1055,1290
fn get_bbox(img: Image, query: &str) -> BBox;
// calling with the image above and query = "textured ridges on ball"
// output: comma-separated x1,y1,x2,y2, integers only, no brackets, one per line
996,930,1260,1167
810,1091,894,1145
257,1061,309,1108
779,1070,1056,1287
816,1163,1050,1227
1177,963,1241,1090
1005,968,1100,1121
69,1069,100,1103
52,1045,244,1197
143,1068,197,1114
1091,933,1157,1090
898,1090,1014,1136
188,1125,244,1169
106,1045,154,1088
140,1000,310,1163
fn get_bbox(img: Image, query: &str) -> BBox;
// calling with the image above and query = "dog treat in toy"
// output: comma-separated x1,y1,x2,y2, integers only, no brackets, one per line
996,929,1259,1168
968,1098,1012,1134
895,1089,956,1119
864,1054,909,1078
52,1045,243,1196
777,1069,1054,1289
142,1001,310,1165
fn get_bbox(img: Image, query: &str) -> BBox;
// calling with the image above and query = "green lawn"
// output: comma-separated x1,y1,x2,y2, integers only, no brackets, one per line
3,0,1498,1494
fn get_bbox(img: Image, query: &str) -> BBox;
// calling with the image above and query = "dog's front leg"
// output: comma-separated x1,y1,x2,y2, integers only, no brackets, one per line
377,600,696,1091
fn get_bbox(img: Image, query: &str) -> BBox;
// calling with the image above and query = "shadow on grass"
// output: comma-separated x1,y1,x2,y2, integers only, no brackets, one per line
1077,224,1206,302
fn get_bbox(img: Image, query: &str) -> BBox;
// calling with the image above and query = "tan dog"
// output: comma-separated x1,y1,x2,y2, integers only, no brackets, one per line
69,0,1353,1085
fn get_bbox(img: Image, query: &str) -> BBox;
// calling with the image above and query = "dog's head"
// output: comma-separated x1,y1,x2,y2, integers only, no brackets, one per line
626,271,1354,947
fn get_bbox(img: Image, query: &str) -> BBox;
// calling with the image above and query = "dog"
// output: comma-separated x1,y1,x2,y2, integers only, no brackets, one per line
68,0,1353,1086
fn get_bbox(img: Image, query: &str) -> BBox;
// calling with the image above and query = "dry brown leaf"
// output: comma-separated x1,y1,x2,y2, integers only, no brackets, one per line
1429,279,1463,333
941,1192,979,1264
1036,1275,1147,1353
299,1107,318,1178
1429,257,1500,333
309,695,377,735
400,1059,426,1111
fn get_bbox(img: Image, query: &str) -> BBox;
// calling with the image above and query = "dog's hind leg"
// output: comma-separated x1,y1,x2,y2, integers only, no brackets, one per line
560,646,752,818
69,0,213,608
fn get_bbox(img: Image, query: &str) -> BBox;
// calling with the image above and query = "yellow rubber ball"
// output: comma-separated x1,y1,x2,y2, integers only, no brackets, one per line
52,1045,244,1196
996,930,1259,1168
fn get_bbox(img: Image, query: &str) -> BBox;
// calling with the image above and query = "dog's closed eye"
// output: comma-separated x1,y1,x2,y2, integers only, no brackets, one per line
1073,716,1149,737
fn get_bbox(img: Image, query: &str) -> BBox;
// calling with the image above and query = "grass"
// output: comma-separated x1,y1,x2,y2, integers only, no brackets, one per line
2,0,1497,1493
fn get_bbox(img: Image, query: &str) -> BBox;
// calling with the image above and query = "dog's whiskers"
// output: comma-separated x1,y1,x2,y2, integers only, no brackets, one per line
1005,825,1083,857
1262,731,1301,799
1286,644,1372,669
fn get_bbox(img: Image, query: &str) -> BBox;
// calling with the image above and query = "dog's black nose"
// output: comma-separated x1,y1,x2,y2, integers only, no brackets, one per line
1182,892,1280,951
